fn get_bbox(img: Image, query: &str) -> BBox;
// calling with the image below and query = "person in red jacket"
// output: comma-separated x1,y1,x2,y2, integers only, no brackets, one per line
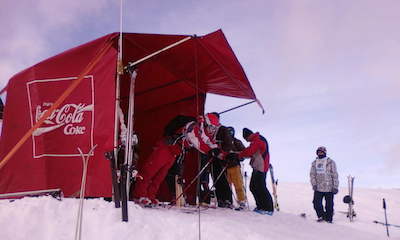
238,128,274,215
133,114,219,207
133,139,182,206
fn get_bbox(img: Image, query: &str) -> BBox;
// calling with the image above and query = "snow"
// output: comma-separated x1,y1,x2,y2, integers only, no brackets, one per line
1,182,399,240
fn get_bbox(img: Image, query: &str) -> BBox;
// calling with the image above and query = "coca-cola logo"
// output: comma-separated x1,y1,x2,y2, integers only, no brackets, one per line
27,76,94,158
34,103,93,136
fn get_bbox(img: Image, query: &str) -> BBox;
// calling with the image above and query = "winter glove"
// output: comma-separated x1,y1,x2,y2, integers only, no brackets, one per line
332,188,339,194
312,186,317,192
225,152,239,165
226,152,239,161
208,148,221,159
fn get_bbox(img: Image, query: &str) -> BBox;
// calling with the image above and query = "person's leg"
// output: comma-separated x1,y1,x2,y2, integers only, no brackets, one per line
229,166,246,203
226,167,233,186
212,161,232,206
313,191,325,219
249,170,260,209
252,170,272,211
147,147,177,202
264,182,274,212
324,192,334,222
133,148,163,200
199,154,211,204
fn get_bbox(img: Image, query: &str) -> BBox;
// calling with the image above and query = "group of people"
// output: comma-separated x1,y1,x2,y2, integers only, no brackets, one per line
132,111,340,221
132,112,274,215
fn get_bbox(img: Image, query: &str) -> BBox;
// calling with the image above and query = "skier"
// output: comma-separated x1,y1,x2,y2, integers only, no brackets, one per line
133,114,220,206
225,127,247,209
310,146,339,223
204,112,234,208
238,128,274,215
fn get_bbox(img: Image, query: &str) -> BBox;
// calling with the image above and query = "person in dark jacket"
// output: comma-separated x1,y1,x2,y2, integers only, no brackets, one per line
204,112,234,208
310,146,339,223
238,128,273,215
225,127,246,209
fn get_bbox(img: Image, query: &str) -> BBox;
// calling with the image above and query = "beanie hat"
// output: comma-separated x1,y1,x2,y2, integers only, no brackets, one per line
242,128,253,139
204,113,220,126
316,146,327,154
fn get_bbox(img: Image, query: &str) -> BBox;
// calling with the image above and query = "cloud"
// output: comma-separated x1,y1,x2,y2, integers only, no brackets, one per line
0,0,113,87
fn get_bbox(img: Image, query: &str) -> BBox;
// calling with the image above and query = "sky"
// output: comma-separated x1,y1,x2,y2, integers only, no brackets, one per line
0,0,399,187
1,183,399,239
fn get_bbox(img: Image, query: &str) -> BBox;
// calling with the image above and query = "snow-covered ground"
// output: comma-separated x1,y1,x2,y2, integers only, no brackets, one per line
0,182,399,240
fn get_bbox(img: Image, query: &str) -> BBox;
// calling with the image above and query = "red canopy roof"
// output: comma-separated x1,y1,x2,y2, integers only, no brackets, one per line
0,30,260,198
120,29,257,112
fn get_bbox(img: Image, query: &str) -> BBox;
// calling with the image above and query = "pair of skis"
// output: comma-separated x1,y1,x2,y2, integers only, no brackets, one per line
343,175,356,221
269,164,280,211
107,69,139,222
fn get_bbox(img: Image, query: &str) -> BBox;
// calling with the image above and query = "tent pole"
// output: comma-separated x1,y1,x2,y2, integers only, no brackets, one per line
125,36,192,68
194,36,202,240
218,100,256,115
112,0,124,208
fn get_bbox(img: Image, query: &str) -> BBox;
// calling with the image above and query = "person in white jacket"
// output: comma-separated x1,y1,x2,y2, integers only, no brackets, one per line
310,146,339,223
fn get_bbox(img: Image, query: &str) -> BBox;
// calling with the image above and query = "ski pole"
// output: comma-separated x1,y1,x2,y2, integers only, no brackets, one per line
199,164,229,205
373,220,400,228
75,145,97,240
169,159,212,208
244,171,250,210
383,198,390,237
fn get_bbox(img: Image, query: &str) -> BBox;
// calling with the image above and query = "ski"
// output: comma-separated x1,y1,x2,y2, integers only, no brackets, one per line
120,162,128,222
269,164,280,211
141,203,209,214
349,176,355,221
373,220,400,228
175,175,185,207
105,149,121,208
243,170,250,210
343,175,356,221
0,188,62,200
174,153,186,208
119,69,138,222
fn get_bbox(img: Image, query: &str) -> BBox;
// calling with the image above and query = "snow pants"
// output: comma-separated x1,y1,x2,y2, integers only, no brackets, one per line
211,160,232,206
226,165,246,202
250,170,273,212
133,140,182,201
313,191,334,221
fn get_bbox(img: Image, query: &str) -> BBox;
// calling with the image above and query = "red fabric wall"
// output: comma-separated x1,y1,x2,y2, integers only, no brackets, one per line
0,34,118,197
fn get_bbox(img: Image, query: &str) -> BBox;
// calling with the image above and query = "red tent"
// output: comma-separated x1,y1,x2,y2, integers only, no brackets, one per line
0,30,261,199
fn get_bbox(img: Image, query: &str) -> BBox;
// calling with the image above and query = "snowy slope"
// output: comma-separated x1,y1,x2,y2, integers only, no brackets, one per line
0,182,399,240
